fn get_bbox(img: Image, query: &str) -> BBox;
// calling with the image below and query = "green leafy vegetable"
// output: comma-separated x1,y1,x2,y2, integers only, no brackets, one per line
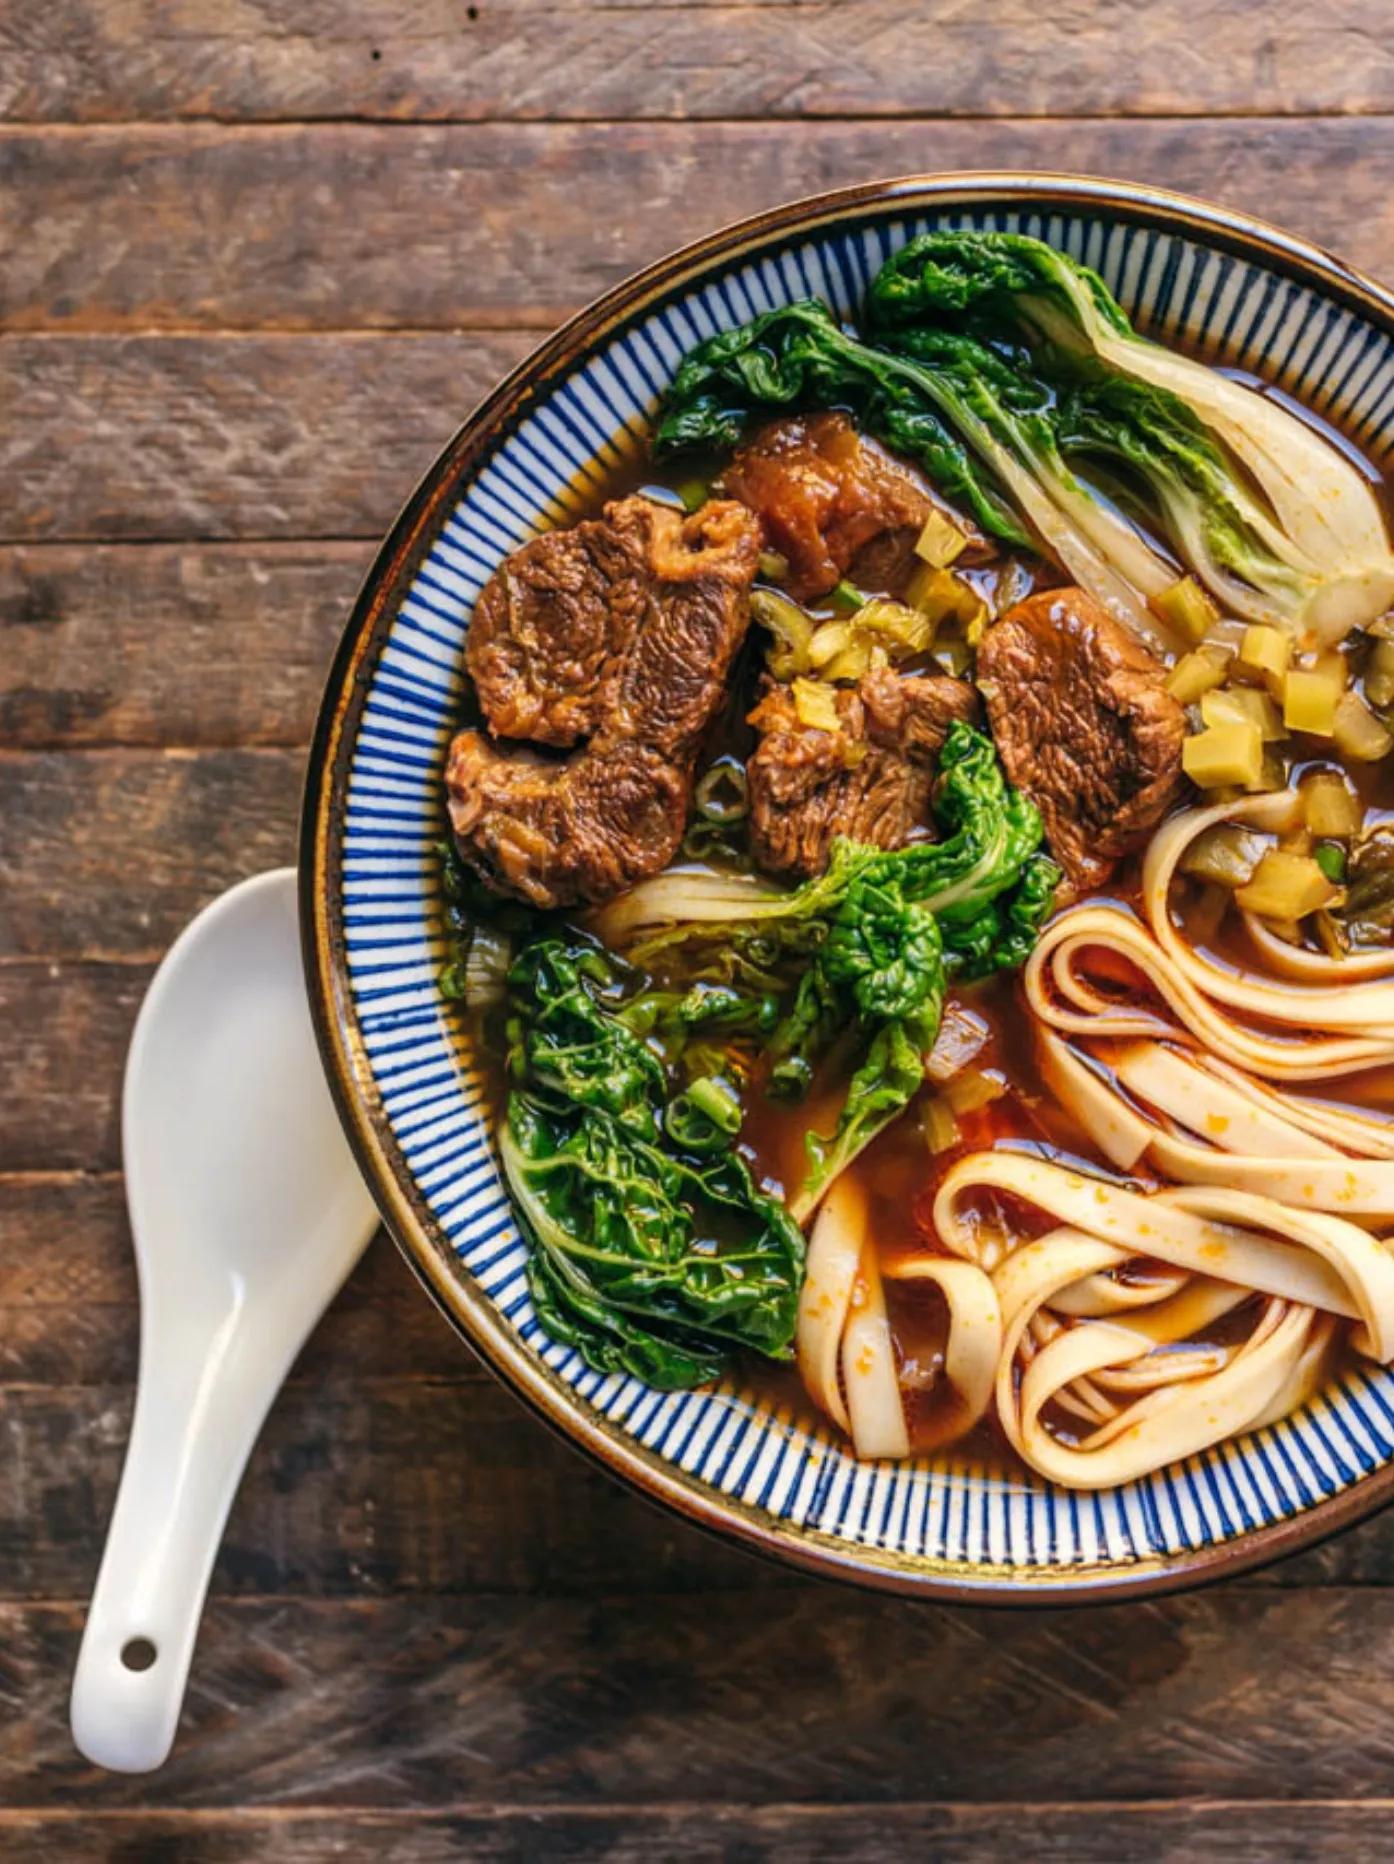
501,936,805,1389
437,840,525,1007
655,297,1031,548
655,294,1179,647
870,230,1394,644
659,230,1394,649
1338,825,1394,944
623,722,1058,1218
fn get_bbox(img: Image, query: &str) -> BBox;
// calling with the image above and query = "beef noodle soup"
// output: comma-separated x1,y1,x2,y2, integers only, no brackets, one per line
439,231,1394,1490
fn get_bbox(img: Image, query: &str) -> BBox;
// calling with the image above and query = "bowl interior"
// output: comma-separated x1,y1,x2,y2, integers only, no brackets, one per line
307,180,1394,1597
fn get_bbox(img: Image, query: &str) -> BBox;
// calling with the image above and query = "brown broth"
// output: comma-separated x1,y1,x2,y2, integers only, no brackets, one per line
465,370,1394,1481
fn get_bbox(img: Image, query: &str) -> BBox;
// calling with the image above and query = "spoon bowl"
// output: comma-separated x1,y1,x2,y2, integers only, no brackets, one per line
70,868,380,1773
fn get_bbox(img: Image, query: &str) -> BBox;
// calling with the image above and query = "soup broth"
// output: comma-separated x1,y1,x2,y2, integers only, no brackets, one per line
443,229,1394,1491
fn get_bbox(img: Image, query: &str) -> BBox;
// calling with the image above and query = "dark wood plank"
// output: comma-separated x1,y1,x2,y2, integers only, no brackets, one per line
0,542,371,748
1,332,534,542
3,1169,1392,1589
5,119,1394,334
0,1802,1387,1862
0,748,304,958
0,964,144,1170
11,1589,1394,1806
0,1377,781,1603
3,1,1393,125
0,1177,471,1387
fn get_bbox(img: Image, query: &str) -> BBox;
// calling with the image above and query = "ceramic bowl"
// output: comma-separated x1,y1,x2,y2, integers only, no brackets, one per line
302,173,1394,1600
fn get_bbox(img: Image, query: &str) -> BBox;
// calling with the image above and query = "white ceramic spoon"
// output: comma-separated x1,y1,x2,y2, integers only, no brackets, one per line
70,868,381,1773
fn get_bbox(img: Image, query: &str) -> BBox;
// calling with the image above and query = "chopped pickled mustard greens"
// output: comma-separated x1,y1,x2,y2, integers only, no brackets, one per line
806,619,854,669
1234,850,1339,921
1182,721,1264,788
1283,667,1342,736
1300,771,1362,838
914,508,968,569
1179,824,1268,889
1238,624,1292,686
1155,574,1221,644
792,677,843,733
920,1094,960,1155
750,588,817,680
943,1068,1007,1115
1200,686,1286,742
1334,688,1394,761
1166,647,1231,705
905,562,987,629
1365,636,1394,710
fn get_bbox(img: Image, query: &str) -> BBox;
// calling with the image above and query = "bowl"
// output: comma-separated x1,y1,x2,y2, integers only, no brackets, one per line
301,172,1394,1601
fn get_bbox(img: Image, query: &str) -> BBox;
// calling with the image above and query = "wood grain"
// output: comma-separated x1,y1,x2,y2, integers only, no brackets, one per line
1,333,533,542
4,0,1394,125
1,1802,1390,1863
0,964,144,1170
0,748,305,958
0,1378,782,1603
0,542,372,747
0,1177,450,1386
11,1589,1394,1807
9,5,1394,1848
6,118,1394,334
0,1168,1389,1591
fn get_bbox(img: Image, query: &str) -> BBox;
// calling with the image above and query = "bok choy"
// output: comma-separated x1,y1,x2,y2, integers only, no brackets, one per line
605,723,1058,1219
502,936,805,1389
658,231,1394,648
869,232,1394,644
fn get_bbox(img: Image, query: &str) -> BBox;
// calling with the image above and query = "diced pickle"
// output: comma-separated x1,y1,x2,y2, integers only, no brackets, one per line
1283,667,1342,736
1182,721,1264,788
914,509,968,569
1234,850,1339,921
1201,686,1286,742
943,1069,1007,1116
1156,574,1221,643
920,1095,960,1156
1300,770,1362,838
1333,689,1394,762
792,677,842,733
1166,648,1231,705
1365,637,1394,710
1179,824,1267,888
1238,624,1292,685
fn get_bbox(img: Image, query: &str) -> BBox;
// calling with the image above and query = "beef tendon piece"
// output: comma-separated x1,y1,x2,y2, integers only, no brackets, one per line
466,493,760,749
747,666,980,880
720,411,989,602
446,732,691,911
449,494,762,907
976,587,1186,892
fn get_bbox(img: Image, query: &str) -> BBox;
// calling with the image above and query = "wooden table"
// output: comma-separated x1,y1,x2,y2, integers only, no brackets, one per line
6,6,1394,1857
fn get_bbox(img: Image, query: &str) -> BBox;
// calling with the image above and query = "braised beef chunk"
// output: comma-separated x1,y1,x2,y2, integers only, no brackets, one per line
446,733,690,910
603,498,762,756
449,495,761,907
720,412,989,602
976,587,1185,891
467,494,760,749
746,667,979,880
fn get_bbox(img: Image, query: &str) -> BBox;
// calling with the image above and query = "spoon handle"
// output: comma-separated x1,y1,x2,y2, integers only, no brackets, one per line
70,1304,297,1773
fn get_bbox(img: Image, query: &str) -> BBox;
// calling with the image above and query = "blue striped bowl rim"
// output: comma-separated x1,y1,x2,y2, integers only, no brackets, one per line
302,175,1394,1600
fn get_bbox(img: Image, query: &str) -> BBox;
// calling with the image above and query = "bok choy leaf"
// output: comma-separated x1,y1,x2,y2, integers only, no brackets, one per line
501,936,805,1389
870,231,1394,643
614,723,1058,1219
